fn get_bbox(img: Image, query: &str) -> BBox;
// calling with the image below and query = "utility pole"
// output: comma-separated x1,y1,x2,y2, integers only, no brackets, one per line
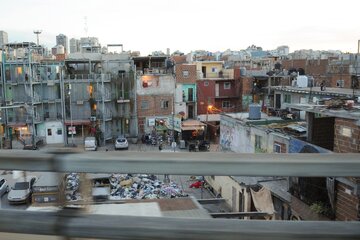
68,84,74,146
28,47,36,147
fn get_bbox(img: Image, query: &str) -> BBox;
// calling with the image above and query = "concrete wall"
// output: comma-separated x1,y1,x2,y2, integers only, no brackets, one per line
137,74,175,96
220,115,254,153
220,114,291,153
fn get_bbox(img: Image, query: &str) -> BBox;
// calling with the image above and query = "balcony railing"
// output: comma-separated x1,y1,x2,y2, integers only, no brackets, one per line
0,152,359,239
63,73,111,82
197,71,233,79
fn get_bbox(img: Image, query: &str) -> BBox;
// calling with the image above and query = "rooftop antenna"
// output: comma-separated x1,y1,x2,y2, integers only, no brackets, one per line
33,30,42,46
84,16,88,37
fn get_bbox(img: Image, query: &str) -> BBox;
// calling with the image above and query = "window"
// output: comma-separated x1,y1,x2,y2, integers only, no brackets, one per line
141,100,149,109
273,144,281,153
211,67,217,73
47,129,52,136
222,101,231,108
57,128,62,135
182,70,189,78
161,100,169,109
284,94,291,104
204,81,209,86
224,82,231,89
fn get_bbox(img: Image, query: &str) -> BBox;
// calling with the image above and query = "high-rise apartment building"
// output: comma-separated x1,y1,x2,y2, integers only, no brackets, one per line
69,38,80,53
0,30,8,48
56,34,68,53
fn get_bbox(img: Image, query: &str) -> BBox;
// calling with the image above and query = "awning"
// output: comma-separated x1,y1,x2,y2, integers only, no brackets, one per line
7,123,27,128
197,114,221,122
181,126,205,131
180,119,206,131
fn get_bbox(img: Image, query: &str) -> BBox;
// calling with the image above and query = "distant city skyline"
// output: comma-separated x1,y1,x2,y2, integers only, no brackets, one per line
2,0,360,55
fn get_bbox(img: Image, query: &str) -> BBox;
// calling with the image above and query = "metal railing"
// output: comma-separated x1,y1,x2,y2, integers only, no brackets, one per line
197,71,233,79
0,152,359,240
63,73,111,82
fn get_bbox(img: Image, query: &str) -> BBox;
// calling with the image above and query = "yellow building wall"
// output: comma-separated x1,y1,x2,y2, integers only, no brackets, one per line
205,176,251,213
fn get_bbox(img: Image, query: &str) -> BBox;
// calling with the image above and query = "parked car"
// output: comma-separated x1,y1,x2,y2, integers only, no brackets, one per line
0,178,9,197
8,176,37,204
84,137,97,151
115,136,128,150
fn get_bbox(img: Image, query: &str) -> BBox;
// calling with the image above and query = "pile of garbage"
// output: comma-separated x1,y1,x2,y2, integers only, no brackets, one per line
64,173,82,202
109,174,187,200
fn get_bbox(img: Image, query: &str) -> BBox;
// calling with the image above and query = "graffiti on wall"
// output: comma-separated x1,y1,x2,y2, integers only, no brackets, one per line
220,124,235,150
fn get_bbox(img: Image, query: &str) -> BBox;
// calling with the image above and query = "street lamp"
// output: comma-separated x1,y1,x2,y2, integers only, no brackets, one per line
205,105,213,140
68,84,74,146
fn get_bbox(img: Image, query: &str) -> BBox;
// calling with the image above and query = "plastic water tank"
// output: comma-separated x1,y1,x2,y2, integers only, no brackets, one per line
296,75,308,88
56,45,65,54
249,104,261,120
240,67,247,76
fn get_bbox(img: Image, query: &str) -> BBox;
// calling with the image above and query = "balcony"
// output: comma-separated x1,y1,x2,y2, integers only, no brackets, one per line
137,68,169,75
197,71,233,79
63,73,111,83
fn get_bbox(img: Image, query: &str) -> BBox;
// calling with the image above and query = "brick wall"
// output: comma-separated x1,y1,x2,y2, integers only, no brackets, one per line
333,118,360,221
197,80,216,115
334,118,360,153
137,95,173,117
240,76,253,95
281,59,329,76
335,182,360,221
175,64,197,84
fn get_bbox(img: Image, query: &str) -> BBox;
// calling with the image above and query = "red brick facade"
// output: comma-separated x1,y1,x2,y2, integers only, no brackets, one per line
333,118,360,221
197,80,216,115
281,59,355,88
137,94,174,134
175,64,197,84
334,118,360,153
335,181,360,221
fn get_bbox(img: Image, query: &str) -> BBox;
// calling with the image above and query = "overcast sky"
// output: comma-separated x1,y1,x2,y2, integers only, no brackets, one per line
1,0,360,55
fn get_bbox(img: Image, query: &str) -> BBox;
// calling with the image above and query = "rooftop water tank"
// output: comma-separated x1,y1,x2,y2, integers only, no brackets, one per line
248,104,261,120
240,67,247,76
56,45,65,55
296,75,308,88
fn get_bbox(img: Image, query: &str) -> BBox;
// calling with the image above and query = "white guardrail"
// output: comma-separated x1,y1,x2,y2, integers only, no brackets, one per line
0,150,359,240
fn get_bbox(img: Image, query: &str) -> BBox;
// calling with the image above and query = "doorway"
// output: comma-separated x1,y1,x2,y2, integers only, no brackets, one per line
202,66,206,78
188,105,194,119
275,94,281,109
